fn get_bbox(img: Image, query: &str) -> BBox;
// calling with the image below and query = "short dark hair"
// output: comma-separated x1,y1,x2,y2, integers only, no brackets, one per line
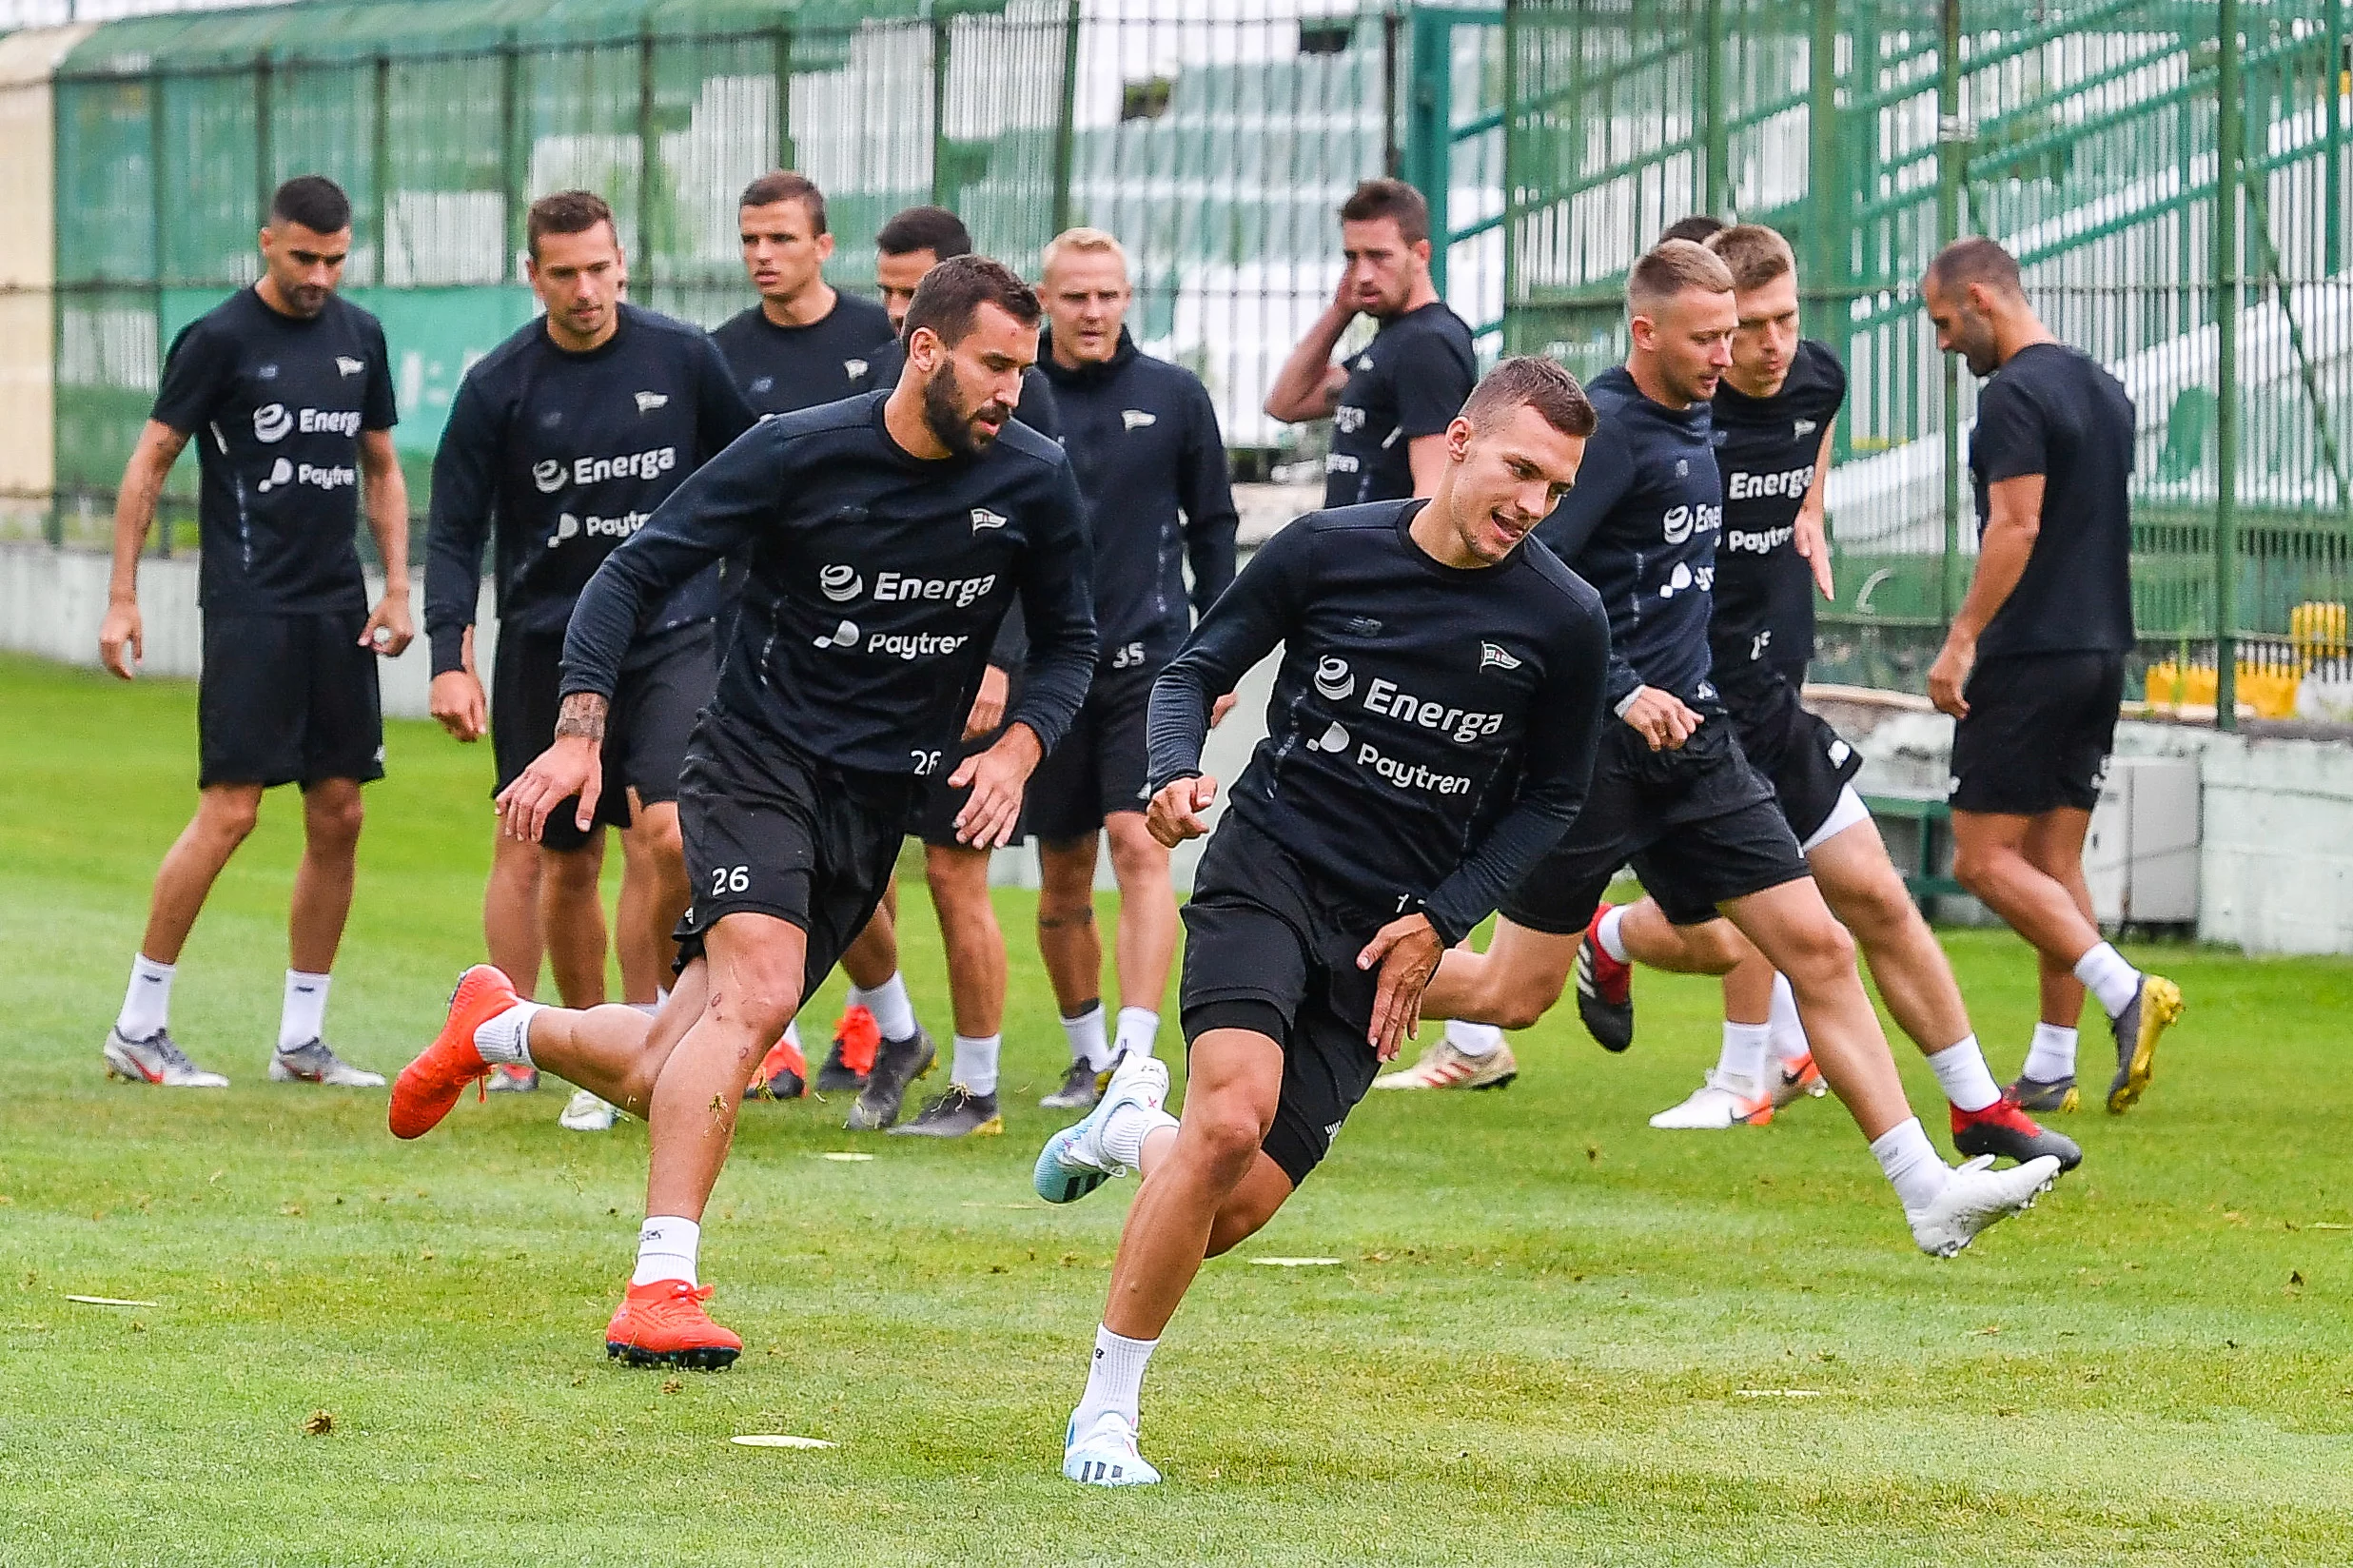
1461,356,1598,440
1339,178,1430,246
1706,223,1795,291
876,205,971,261
902,254,1041,349
527,189,618,259
1926,235,2025,300
1627,238,1735,316
739,170,826,234
1658,214,1725,245
269,175,351,235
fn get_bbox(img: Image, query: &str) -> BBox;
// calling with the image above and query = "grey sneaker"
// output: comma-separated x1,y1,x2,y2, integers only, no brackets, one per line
2107,972,2184,1114
889,1084,1004,1138
2007,1073,2080,1114
484,1064,540,1093
846,1029,935,1131
1040,1057,1108,1110
268,1039,386,1088
103,1027,228,1088
559,1089,619,1131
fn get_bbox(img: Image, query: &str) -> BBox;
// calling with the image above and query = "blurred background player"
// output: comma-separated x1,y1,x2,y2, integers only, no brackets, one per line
98,174,408,1090
1264,177,1510,1086
706,169,911,1103
424,190,755,1132
1923,237,2182,1115
1028,226,1240,1115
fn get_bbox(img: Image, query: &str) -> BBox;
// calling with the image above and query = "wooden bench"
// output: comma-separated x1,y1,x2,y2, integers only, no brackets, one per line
1862,794,1966,903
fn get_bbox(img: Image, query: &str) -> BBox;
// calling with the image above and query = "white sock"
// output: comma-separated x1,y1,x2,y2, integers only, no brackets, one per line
1446,1020,1504,1058
631,1216,700,1287
474,1002,544,1066
117,954,175,1039
1870,1117,1951,1217
2023,1023,2080,1083
783,1019,802,1051
1597,905,1632,964
1926,1034,2001,1112
2072,942,2142,1018
1716,1022,1772,1088
277,970,332,1050
1099,1100,1177,1172
1072,1323,1157,1441
1062,1001,1111,1069
1113,1006,1161,1063
852,972,918,1042
951,1032,1001,1097
1766,971,1809,1066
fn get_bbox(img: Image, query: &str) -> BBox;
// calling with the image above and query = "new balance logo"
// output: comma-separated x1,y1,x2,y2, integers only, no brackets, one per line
1479,642,1522,673
1122,409,1156,431
971,507,1008,533
335,356,366,378
634,391,669,413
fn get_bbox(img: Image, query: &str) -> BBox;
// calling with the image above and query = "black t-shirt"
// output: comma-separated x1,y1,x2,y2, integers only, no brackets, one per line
1710,339,1848,688
1535,365,1724,712
1323,302,1478,509
422,304,758,676
708,292,894,418
560,391,1096,778
1037,329,1238,675
1968,342,2138,658
149,286,398,615
1148,500,1610,948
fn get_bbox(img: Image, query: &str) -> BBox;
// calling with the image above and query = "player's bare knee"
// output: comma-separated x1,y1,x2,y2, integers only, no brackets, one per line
1186,1103,1271,1183
1685,919,1748,975
1778,913,1856,989
1490,972,1560,1032
304,791,365,851
198,790,263,845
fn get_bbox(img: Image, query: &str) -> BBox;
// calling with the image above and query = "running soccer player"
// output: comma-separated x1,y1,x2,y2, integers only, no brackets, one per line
1265,177,1511,1086
1923,237,2181,1114
97,174,407,1090
391,257,1095,1367
846,206,1067,1137
705,169,923,1103
1035,358,1612,1487
1559,224,2076,1170
1028,226,1240,1116
1418,242,2066,1255
424,189,756,1132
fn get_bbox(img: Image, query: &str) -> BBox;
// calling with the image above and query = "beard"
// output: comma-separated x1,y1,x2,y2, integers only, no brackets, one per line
921,362,1009,458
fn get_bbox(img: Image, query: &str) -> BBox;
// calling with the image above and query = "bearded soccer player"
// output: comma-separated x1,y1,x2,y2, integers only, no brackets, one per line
1419,242,2066,1256
1027,225,1240,1118
1924,237,2180,1115
706,170,923,1104
391,257,1094,1367
1033,358,1610,1486
98,174,408,1089
424,190,756,1133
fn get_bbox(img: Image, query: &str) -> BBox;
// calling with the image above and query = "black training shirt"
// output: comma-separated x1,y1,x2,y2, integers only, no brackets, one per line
1323,302,1477,509
1536,365,1724,712
1149,501,1610,948
1710,340,1846,686
560,391,1096,777
1968,343,2137,658
149,286,397,615
423,304,757,676
1038,328,1238,675
709,292,894,417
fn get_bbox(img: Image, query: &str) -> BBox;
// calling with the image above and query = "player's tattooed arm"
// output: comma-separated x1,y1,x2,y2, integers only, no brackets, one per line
554,693,609,742
498,693,608,842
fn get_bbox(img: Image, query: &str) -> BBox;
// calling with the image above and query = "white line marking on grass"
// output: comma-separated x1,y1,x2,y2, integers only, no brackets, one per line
1248,1257,1343,1266
1735,1389,1824,1398
815,1152,874,1162
65,1296,157,1308
731,1435,835,1448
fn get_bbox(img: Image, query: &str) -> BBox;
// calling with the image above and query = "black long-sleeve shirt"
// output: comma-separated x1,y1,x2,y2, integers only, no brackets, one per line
1037,329,1237,675
424,304,757,675
1535,365,1725,713
1148,500,1610,947
709,292,894,418
560,390,1097,775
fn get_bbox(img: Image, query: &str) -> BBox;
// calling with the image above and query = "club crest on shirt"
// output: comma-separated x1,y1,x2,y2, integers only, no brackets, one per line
1354,354,1374,372
1122,409,1157,431
634,391,670,413
844,358,868,381
1794,418,1818,437
1675,458,1690,478
335,356,366,378
1479,641,1522,673
970,507,1009,533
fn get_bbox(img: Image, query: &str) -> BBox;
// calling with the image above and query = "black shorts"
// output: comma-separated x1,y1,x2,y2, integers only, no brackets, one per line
493,621,714,853
910,674,1027,851
1027,669,1152,843
1497,714,1813,933
1950,651,2125,815
1725,668,1865,848
1177,818,1386,1189
198,609,384,790
671,715,920,992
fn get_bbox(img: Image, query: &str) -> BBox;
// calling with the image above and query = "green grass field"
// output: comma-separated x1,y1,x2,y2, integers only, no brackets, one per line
3,650,2350,1565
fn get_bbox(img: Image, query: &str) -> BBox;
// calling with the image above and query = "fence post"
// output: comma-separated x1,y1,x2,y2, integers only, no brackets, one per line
1051,0,1081,236
637,25,657,295
500,36,522,281
773,26,794,173
1701,0,1727,218
2329,0,2343,277
2216,0,2243,731
1936,0,1966,621
1407,9,1452,297
931,15,951,207
1805,0,1838,346
1382,9,1402,179
373,54,391,287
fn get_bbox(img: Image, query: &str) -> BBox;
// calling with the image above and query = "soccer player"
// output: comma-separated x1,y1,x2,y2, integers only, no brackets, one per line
1923,237,2181,1114
424,189,756,1132
97,174,407,1089
845,206,1068,1137
705,170,921,1103
1028,226,1239,1115
391,257,1095,1367
1265,177,1511,1085
1418,242,2067,1255
1034,358,1613,1487
1559,225,2075,1171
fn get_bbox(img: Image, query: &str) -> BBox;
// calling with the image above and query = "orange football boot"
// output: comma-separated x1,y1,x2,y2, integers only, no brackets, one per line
389,965,517,1140
604,1280,743,1369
